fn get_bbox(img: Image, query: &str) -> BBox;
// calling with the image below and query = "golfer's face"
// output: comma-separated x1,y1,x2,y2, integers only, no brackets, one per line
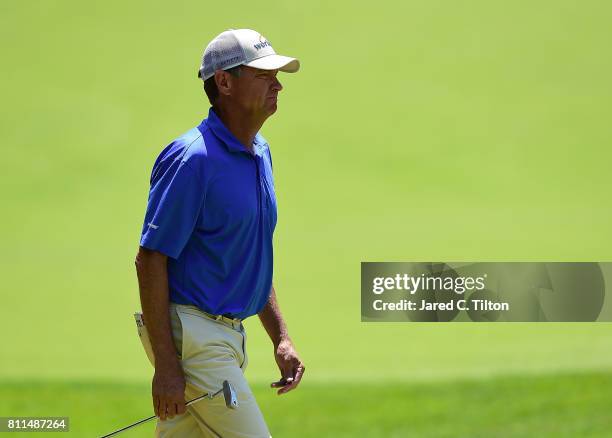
233,66,283,117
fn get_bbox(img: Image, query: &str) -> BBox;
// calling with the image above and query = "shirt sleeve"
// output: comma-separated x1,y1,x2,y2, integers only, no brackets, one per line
139,159,205,259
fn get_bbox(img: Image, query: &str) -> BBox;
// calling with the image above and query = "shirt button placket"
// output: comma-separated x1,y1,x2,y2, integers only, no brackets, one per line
254,155,263,214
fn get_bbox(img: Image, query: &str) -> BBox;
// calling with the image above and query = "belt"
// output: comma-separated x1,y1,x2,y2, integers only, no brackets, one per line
203,310,242,324
173,304,242,327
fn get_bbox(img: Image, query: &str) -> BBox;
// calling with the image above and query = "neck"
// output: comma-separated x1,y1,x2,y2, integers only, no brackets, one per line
214,103,266,152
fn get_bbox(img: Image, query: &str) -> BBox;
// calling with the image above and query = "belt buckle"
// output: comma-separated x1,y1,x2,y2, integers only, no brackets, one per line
222,313,239,323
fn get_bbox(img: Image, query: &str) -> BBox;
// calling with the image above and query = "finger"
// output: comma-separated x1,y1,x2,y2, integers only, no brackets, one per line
153,395,160,417
176,400,186,415
167,399,182,419
277,379,297,395
278,383,295,395
158,401,165,421
271,377,293,388
281,370,294,382
292,364,305,386
166,402,176,420
167,403,179,420
278,365,304,395
159,400,169,421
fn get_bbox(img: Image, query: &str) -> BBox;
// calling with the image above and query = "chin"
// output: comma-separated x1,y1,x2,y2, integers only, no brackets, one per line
267,103,278,116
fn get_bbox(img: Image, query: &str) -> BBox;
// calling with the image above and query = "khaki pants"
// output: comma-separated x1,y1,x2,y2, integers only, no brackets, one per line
135,303,271,438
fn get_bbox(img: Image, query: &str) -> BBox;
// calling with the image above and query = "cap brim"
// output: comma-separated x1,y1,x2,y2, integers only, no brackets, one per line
244,54,300,73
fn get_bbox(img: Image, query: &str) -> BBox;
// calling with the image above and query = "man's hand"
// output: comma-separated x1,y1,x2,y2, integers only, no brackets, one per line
152,362,186,420
271,338,305,395
258,286,305,395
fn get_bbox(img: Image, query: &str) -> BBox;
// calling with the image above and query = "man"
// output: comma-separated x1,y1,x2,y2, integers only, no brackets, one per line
135,28,304,437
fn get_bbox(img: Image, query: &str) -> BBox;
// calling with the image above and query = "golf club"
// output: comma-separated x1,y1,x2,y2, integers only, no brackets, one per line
99,380,238,438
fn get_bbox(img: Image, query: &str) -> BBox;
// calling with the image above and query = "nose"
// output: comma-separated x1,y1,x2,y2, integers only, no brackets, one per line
272,76,283,92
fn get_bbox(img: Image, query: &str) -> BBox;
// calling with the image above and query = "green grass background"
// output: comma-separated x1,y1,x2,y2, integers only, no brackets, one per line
1,0,611,436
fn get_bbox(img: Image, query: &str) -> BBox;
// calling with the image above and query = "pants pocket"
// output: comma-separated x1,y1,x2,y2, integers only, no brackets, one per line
171,306,187,361
134,308,185,366
134,312,155,367
239,326,248,371
174,306,198,361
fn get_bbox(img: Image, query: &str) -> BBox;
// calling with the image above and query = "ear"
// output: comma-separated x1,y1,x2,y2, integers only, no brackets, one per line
214,70,233,97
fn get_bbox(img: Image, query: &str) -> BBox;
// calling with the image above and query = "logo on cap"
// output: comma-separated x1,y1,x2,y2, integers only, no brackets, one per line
254,34,271,51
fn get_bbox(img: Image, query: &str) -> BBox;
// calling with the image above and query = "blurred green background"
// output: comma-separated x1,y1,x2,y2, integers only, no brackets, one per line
1,0,611,436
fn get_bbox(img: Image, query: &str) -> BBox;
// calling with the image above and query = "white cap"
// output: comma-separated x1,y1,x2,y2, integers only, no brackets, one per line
198,29,300,81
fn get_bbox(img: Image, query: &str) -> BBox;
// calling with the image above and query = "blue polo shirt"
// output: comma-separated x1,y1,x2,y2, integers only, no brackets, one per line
139,107,278,319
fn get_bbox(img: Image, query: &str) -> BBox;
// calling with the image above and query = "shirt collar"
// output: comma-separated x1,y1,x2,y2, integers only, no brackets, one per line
204,107,267,156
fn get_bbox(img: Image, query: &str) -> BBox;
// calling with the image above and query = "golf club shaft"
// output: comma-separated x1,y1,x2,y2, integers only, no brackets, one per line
99,413,156,438
99,389,222,438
